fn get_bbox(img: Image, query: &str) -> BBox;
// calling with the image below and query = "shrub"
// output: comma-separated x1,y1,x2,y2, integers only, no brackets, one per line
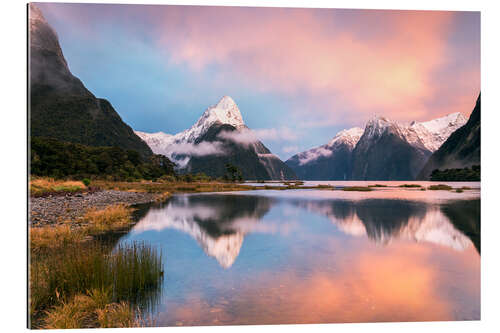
428,184,453,191
82,178,91,186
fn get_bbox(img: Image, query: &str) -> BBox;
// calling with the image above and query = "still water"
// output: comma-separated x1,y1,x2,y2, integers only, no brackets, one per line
118,184,480,326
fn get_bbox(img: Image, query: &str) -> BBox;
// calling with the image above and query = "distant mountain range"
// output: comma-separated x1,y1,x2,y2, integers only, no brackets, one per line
286,112,468,180
136,96,297,180
418,95,481,180
29,4,152,157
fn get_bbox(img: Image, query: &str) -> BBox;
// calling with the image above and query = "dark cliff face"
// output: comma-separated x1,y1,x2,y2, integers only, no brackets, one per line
29,4,153,158
285,143,355,180
350,125,431,181
417,95,481,180
183,123,297,180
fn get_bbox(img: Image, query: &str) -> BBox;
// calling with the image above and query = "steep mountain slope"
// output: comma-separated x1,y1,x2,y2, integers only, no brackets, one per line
136,96,297,180
351,116,432,180
285,128,363,180
418,95,480,180
29,4,152,157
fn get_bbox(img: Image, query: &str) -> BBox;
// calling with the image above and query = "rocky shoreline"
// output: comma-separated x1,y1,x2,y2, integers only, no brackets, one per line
29,190,158,226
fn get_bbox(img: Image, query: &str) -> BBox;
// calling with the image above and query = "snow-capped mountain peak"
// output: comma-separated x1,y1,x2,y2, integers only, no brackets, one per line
199,95,245,129
294,127,363,166
408,112,467,152
327,127,364,148
361,113,467,152
173,96,245,144
364,115,398,139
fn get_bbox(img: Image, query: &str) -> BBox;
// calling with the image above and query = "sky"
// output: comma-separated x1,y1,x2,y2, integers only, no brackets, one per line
35,3,480,160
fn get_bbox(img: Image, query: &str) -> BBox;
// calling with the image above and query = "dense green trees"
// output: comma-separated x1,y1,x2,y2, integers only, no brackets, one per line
30,137,175,180
430,165,480,181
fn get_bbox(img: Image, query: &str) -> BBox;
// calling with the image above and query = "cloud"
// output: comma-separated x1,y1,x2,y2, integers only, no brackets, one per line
166,141,225,157
218,127,298,147
38,4,480,127
153,7,478,123
298,147,333,165
163,141,226,168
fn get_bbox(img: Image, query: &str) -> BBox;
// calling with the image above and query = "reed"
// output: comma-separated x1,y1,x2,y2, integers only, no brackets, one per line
30,241,163,327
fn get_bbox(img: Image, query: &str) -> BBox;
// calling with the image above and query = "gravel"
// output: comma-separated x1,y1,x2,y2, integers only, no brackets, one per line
29,190,158,226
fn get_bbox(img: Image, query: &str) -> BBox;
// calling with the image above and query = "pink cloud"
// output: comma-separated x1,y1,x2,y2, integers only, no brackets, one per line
154,7,478,123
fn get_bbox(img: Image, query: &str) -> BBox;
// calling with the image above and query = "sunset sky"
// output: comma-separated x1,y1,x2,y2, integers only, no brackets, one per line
35,3,480,159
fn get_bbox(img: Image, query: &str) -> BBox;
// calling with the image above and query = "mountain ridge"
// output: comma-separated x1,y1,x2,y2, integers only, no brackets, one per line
29,4,153,158
286,112,467,180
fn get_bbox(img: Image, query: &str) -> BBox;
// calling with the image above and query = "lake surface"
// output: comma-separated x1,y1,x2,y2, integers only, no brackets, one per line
117,184,480,326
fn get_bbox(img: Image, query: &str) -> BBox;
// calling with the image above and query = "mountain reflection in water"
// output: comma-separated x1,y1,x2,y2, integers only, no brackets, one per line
122,191,480,325
130,193,480,269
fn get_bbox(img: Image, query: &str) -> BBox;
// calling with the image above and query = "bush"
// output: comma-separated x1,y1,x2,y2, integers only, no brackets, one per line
82,178,91,186
31,136,176,181
428,184,453,191
430,165,480,181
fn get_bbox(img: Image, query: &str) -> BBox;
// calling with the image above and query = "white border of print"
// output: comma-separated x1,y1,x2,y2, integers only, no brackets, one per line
1,0,498,333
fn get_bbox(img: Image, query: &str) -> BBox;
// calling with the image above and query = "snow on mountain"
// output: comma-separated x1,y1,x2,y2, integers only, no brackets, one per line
411,112,467,152
296,127,364,165
362,113,467,153
135,96,246,167
173,95,245,144
135,131,175,154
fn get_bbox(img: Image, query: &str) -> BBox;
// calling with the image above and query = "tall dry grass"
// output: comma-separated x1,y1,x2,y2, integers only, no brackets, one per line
30,225,85,253
30,241,163,328
84,204,132,233
30,178,86,196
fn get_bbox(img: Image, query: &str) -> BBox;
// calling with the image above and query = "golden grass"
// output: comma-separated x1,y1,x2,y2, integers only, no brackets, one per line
43,290,139,329
96,302,137,328
30,178,86,196
92,180,257,194
30,225,85,253
83,204,132,233
155,192,172,202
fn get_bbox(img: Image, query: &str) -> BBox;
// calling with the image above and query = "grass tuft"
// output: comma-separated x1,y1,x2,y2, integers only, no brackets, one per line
43,292,139,329
30,225,85,253
428,184,453,191
398,184,422,188
342,186,373,192
84,204,132,233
